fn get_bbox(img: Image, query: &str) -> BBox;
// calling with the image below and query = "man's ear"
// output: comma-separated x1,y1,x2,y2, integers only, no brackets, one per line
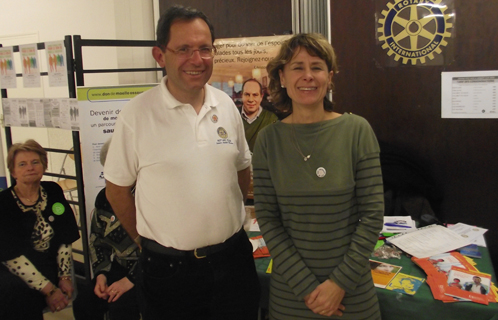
152,47,166,68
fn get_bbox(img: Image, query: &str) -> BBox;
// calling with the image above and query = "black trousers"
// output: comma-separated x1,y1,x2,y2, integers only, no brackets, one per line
138,231,261,320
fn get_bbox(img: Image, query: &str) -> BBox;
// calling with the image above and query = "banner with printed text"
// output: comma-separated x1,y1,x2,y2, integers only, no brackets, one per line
78,85,156,231
210,35,291,107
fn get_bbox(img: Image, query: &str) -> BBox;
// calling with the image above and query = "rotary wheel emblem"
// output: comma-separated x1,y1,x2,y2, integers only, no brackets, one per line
378,0,453,65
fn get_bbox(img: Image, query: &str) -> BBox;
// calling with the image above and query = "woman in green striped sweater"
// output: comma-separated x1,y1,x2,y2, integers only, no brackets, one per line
253,33,384,320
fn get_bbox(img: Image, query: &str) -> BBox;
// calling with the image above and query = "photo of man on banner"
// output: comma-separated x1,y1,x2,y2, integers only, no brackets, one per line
210,35,290,201
210,35,290,118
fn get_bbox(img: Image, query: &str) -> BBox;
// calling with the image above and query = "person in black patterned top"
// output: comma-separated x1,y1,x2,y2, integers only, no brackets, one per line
0,139,80,320
73,138,140,320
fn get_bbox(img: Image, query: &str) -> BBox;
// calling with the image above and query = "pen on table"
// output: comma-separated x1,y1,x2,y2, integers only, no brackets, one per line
384,223,412,228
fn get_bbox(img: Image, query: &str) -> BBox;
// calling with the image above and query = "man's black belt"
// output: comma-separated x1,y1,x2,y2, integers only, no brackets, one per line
141,228,244,259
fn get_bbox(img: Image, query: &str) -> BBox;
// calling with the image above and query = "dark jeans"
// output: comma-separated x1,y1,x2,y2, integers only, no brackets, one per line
73,261,140,320
137,231,261,320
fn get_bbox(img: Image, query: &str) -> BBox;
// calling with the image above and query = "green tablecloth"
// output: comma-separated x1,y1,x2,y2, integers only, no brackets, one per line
253,241,498,320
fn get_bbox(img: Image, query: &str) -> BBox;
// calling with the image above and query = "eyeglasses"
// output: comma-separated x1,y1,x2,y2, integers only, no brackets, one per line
165,46,216,60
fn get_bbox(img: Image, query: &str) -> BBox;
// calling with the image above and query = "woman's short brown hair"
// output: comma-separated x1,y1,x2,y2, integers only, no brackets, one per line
7,139,48,175
266,33,338,115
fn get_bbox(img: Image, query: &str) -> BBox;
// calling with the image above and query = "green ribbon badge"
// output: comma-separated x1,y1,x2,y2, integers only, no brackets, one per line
52,202,65,215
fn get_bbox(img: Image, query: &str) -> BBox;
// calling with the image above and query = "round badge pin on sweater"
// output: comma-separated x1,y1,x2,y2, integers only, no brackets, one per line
52,202,65,215
316,167,326,178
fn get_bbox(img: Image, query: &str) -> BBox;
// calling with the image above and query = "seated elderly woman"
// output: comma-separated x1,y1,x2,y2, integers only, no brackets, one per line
0,139,80,320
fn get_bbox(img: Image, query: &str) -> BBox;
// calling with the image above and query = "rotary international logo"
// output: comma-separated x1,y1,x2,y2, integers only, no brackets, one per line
378,0,453,65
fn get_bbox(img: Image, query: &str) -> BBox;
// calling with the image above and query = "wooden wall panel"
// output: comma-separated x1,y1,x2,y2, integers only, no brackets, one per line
330,0,498,271
158,0,292,39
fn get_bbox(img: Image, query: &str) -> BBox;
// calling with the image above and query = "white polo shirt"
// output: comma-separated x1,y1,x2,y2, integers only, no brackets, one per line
105,76,251,250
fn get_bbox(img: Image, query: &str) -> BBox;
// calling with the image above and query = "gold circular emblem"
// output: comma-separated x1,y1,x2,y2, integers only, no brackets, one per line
378,0,453,65
217,127,228,139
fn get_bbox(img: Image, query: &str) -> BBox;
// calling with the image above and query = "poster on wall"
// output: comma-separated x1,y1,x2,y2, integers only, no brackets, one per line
1,97,79,129
210,34,291,110
0,46,16,88
19,43,41,88
78,85,156,230
45,41,68,87
441,70,498,119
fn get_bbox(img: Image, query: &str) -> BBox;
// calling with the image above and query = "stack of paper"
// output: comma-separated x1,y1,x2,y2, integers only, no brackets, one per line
412,252,497,304
382,216,416,233
386,224,472,258
448,223,488,247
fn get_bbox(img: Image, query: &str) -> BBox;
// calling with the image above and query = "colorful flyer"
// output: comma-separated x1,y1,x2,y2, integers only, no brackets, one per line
45,40,68,87
445,267,493,305
19,43,41,88
370,260,402,288
385,273,425,295
0,46,16,88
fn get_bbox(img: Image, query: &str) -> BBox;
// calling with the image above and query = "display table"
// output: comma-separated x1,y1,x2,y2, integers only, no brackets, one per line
251,235,498,320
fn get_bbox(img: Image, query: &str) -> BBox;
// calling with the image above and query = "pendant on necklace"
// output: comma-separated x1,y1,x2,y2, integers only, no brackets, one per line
316,167,326,178
304,155,311,161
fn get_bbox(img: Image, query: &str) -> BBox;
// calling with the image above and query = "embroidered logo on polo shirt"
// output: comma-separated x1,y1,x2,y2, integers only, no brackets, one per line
216,127,233,145
211,114,218,123
217,127,228,139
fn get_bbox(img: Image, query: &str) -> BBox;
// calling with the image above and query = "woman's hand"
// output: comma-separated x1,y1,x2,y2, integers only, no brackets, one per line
105,277,134,303
42,283,69,313
94,274,109,299
304,279,346,317
58,277,74,299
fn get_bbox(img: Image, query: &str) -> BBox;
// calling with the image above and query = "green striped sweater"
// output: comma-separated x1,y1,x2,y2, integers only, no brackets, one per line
253,113,384,320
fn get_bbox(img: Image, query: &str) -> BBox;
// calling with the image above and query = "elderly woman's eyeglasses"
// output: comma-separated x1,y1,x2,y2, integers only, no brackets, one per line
165,46,216,60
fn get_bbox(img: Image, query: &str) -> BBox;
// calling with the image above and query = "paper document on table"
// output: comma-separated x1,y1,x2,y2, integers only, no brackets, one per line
447,223,487,246
386,224,473,258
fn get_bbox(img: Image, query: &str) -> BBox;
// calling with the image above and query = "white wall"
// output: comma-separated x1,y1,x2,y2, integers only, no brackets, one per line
0,0,157,183
0,0,158,264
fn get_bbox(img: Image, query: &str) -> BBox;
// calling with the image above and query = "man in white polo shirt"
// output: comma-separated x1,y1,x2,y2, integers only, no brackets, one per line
104,5,260,320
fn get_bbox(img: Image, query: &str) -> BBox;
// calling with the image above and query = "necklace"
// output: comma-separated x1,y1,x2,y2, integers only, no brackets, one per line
289,114,324,162
15,186,38,203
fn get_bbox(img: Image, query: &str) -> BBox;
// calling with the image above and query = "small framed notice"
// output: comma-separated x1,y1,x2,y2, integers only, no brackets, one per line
442,70,498,119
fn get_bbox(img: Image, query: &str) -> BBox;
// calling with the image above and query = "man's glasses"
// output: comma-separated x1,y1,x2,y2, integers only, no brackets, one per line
165,46,216,60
